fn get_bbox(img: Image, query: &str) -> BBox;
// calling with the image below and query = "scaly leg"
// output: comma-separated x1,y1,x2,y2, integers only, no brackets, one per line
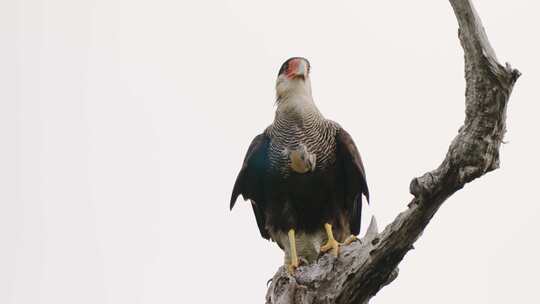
320,223,340,256
288,229,299,273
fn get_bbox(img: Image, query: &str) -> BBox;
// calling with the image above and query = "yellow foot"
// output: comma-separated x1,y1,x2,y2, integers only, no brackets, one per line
343,234,358,246
320,237,340,256
320,223,341,257
287,260,299,273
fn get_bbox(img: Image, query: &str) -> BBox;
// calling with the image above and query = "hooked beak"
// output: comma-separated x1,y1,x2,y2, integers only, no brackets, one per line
286,59,308,80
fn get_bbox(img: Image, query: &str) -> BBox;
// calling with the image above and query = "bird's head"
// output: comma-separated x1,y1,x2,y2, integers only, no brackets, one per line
276,57,312,101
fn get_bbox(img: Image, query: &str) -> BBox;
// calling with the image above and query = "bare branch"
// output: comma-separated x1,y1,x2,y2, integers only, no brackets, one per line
265,1,520,303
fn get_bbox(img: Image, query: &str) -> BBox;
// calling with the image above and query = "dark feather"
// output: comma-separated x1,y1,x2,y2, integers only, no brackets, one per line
336,128,369,235
230,133,271,239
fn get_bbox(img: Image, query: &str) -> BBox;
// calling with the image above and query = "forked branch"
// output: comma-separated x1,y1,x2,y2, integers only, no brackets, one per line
266,1,520,303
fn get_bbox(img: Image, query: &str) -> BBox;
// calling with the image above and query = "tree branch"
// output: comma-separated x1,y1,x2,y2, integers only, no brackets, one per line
265,1,521,303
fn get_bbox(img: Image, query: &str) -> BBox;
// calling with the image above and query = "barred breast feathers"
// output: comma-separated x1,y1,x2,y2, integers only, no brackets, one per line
265,95,340,175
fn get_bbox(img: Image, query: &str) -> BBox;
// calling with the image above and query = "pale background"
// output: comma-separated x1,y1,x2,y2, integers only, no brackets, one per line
1,0,539,303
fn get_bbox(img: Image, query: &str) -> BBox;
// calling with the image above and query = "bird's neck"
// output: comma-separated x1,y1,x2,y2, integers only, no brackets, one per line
275,91,322,121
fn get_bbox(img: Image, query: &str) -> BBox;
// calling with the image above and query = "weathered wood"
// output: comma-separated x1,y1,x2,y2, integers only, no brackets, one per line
265,1,520,303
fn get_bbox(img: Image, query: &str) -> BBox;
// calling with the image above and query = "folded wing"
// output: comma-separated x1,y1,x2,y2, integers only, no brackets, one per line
336,128,370,235
230,133,271,239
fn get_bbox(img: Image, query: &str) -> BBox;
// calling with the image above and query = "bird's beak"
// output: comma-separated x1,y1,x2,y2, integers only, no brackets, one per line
287,59,308,80
296,60,307,78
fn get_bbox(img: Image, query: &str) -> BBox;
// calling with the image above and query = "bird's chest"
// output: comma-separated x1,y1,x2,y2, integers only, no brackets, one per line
272,123,311,150
267,121,337,175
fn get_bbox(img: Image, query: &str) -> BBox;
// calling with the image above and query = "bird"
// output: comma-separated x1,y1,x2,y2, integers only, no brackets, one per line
230,57,369,272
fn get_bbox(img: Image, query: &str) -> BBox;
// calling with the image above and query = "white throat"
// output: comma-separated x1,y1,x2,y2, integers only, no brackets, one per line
277,94,318,116
276,80,320,118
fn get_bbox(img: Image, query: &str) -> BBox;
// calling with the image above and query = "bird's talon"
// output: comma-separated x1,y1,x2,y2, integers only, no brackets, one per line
320,238,341,257
343,234,358,245
287,261,299,274
320,223,341,257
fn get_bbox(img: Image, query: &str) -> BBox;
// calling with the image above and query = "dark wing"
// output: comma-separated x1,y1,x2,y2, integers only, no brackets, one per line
336,127,370,236
230,133,271,239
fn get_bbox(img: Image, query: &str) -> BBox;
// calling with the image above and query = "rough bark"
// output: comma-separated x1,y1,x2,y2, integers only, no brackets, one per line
265,1,521,303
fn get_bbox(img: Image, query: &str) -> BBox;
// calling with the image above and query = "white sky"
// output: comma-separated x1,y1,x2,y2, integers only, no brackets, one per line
1,0,539,303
